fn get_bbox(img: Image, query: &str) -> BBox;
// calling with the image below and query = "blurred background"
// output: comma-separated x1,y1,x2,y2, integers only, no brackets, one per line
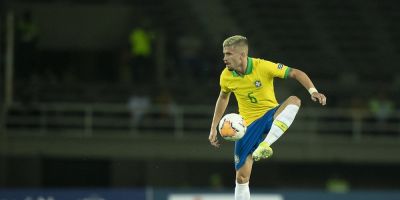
1,0,400,199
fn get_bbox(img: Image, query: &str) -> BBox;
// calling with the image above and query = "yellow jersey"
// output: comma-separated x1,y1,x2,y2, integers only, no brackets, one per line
220,57,291,125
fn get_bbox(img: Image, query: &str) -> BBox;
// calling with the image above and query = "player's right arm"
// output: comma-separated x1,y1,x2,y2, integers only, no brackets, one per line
209,91,231,148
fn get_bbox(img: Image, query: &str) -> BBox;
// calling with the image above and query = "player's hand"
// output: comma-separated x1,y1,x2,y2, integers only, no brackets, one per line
208,129,220,148
311,92,327,106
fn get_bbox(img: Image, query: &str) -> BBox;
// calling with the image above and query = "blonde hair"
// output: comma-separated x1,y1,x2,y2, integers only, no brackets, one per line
223,35,248,48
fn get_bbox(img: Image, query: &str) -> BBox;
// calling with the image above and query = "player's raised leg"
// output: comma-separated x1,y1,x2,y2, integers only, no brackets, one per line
235,155,253,200
268,95,301,144
253,96,301,161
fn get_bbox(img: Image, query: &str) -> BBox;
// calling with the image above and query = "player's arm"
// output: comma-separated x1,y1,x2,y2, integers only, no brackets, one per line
209,91,231,147
288,68,327,106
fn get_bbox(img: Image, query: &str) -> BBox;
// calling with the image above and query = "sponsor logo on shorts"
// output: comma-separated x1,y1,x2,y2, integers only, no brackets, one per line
234,155,240,165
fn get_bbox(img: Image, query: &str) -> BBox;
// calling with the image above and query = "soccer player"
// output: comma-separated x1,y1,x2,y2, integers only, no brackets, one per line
208,35,326,200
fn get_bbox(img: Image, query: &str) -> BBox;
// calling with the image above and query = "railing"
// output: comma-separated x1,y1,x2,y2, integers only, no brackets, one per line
3,103,400,139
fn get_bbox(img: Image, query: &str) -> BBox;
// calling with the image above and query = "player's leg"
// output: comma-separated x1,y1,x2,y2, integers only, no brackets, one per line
267,95,301,144
273,95,301,120
253,96,301,160
235,155,253,200
234,109,275,198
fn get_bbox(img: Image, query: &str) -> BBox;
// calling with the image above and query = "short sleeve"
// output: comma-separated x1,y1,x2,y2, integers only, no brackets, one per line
261,60,291,79
220,71,231,93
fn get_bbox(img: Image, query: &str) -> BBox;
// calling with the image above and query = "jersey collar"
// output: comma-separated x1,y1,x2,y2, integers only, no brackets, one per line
232,57,253,77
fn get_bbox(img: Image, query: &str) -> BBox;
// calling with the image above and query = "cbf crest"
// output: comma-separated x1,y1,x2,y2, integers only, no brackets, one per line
255,80,262,88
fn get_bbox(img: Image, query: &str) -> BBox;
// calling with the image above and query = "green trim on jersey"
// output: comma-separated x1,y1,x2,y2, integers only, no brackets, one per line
245,57,253,74
232,57,254,77
232,70,239,77
284,67,292,79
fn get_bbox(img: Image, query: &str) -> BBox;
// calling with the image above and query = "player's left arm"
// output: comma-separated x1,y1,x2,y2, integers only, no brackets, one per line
288,68,327,106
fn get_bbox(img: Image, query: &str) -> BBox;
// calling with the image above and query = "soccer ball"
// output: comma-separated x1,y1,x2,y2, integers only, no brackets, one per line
218,113,247,141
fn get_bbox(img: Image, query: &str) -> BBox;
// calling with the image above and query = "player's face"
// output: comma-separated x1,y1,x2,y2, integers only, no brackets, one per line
223,46,243,71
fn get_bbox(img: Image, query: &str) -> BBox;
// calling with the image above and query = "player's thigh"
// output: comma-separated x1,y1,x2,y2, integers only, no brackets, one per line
274,96,301,119
236,155,253,183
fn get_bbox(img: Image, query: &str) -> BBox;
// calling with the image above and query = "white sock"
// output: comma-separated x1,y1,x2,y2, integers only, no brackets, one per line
235,182,250,200
265,104,299,145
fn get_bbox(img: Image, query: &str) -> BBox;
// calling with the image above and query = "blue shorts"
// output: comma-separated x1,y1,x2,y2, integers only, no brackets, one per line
234,106,279,170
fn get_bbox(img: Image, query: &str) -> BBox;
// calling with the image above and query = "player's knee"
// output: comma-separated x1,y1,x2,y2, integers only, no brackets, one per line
288,96,301,107
236,174,250,184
